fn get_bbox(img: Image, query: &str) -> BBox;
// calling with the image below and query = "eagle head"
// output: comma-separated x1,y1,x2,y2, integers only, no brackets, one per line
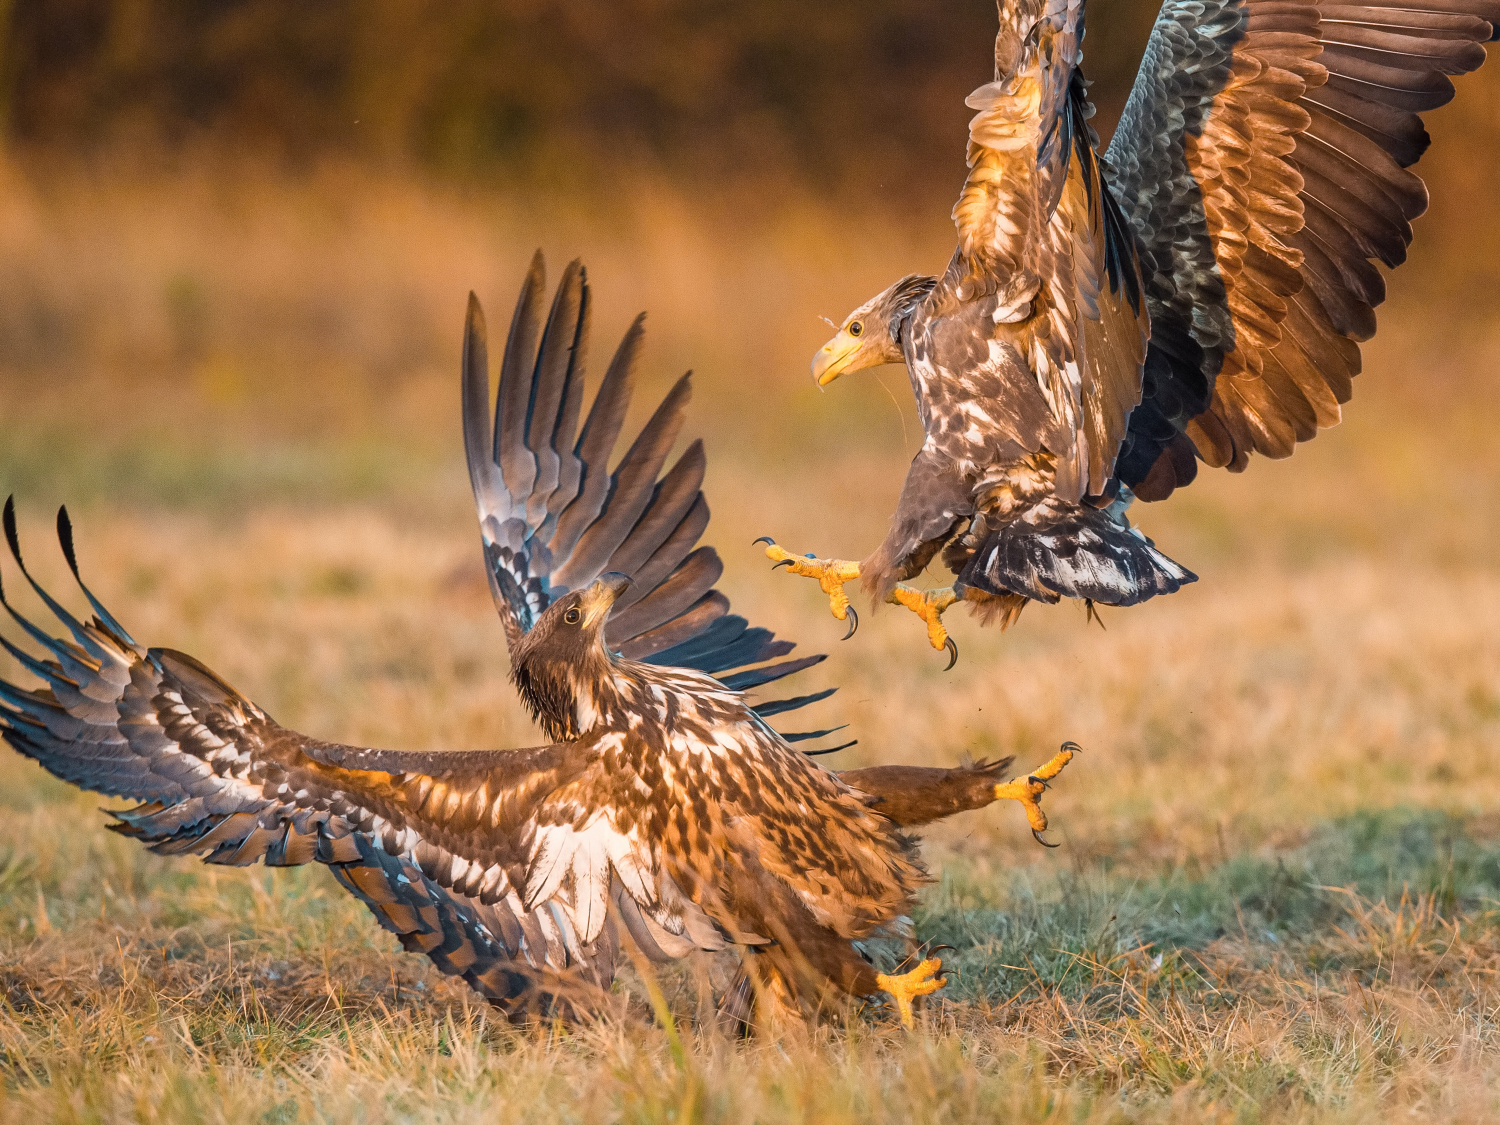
812,274,937,386
509,572,631,740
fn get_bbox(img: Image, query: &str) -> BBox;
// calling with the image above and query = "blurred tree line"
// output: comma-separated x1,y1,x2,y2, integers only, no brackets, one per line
0,0,1161,192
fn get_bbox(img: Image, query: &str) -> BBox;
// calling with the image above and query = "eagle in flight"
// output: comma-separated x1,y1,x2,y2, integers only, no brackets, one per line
0,257,1073,1029
763,0,1499,665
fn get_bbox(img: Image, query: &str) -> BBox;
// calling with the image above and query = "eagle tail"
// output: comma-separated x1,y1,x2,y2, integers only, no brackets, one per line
953,502,1195,608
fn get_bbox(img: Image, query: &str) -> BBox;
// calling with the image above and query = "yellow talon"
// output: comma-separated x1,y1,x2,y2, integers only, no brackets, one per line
758,540,960,663
761,543,862,625
887,584,959,654
993,743,1079,847
875,956,946,1029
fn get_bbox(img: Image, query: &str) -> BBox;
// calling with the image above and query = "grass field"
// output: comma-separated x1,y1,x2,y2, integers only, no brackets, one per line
0,127,1499,1122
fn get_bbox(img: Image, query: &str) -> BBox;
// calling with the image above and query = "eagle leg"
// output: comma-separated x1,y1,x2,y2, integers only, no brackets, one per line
758,541,961,666
992,743,1080,847
758,540,862,632
886,584,959,667
874,956,946,1029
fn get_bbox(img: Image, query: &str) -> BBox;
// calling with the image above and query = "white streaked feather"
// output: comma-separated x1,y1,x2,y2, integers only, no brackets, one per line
567,825,611,944
524,823,574,909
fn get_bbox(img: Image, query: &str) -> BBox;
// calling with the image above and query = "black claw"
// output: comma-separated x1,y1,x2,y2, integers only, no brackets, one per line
842,606,859,640
753,536,776,547
1061,740,1083,754
1033,829,1060,849
772,559,793,571
942,636,958,671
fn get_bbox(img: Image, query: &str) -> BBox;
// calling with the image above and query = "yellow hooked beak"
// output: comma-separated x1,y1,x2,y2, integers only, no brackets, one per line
585,572,632,624
811,330,863,387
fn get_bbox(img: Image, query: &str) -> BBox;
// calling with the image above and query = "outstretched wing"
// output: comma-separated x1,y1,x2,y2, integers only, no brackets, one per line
947,4,1146,500
1106,0,1499,498
463,254,839,737
0,505,632,1013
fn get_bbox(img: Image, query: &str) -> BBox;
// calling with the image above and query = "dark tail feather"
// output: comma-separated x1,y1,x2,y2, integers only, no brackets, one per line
956,504,1195,607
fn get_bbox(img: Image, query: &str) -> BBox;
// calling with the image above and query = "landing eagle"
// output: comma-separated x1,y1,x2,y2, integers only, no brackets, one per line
765,0,1499,663
0,257,1072,1027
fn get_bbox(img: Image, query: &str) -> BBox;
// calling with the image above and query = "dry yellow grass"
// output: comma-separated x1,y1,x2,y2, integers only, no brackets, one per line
0,126,1498,1121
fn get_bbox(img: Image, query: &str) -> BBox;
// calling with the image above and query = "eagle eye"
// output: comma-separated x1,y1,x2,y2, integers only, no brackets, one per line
848,321,863,337
563,607,582,625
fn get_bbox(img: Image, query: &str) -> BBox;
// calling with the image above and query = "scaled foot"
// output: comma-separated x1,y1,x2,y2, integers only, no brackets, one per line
875,956,947,1029
756,538,862,638
887,584,959,668
993,743,1079,847
756,539,960,665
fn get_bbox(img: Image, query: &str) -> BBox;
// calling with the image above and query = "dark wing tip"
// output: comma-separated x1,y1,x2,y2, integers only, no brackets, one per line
802,739,858,757
3,498,20,565
56,506,81,580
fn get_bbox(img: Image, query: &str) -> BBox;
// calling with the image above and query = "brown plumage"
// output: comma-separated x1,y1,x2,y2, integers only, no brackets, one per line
774,0,1497,659
0,261,1073,1027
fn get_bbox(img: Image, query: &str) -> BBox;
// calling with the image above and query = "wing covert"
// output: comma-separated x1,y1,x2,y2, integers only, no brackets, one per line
1106,0,1499,497
944,6,1148,500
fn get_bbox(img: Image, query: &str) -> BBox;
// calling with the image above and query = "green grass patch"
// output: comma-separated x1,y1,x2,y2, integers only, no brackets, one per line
921,807,1500,1005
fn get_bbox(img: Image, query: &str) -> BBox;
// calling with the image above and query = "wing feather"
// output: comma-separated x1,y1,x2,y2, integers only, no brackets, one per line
0,516,628,1012
464,257,841,732
1107,0,1497,493
942,9,1147,500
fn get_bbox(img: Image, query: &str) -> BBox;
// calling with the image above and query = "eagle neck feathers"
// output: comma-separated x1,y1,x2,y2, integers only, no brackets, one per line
511,641,737,744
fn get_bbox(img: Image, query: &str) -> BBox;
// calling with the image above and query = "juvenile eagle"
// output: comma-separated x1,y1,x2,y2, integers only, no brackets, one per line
764,0,1499,664
0,258,1073,1027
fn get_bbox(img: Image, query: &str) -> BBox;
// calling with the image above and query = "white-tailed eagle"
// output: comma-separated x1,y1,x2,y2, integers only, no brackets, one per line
763,0,1498,665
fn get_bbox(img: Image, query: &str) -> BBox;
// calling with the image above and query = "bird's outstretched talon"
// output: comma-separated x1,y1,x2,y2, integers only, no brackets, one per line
875,957,946,1029
887,584,960,661
842,605,859,640
993,744,1078,845
760,542,862,628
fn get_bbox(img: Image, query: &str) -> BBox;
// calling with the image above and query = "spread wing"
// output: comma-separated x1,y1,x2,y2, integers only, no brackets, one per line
0,505,721,1011
463,253,840,739
948,4,1146,499
1106,0,1499,498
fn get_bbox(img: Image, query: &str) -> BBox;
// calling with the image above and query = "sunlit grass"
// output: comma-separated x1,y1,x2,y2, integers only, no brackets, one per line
0,150,1498,1121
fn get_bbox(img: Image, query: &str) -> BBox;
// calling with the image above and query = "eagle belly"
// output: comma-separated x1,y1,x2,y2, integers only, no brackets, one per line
907,304,1060,478
594,680,926,951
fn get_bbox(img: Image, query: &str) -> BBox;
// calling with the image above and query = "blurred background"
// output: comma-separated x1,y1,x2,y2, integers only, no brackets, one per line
1,0,1499,863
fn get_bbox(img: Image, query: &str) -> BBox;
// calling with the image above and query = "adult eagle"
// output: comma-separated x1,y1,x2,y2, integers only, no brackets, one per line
0,257,1072,1028
763,0,1499,665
